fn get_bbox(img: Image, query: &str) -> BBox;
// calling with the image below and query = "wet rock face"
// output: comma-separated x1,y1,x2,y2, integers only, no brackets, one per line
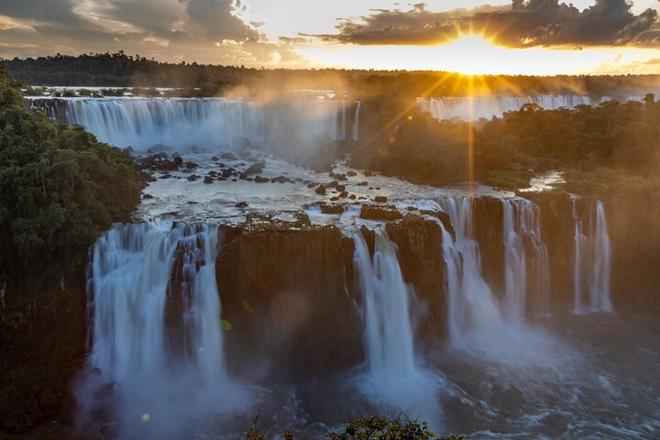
605,192,660,314
386,215,448,345
216,221,360,380
0,285,87,433
471,197,505,296
526,192,577,311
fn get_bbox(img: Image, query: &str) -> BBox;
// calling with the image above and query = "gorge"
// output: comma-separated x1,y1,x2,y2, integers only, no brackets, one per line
3,90,660,439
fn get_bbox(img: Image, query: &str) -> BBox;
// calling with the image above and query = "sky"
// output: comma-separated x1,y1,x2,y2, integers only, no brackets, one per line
0,0,659,75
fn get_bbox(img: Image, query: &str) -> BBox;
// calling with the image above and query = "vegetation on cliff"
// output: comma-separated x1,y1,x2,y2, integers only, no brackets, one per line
351,95,660,193
0,66,143,286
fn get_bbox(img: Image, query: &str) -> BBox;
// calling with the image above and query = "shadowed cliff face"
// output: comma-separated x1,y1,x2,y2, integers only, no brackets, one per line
385,215,447,352
0,285,87,433
216,220,360,380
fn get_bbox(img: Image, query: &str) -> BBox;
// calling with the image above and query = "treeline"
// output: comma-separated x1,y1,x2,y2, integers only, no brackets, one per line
3,52,659,99
0,66,143,287
351,95,660,191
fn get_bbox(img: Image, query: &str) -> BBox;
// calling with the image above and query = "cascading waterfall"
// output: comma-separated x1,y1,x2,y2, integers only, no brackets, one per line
29,97,361,150
438,197,506,351
418,95,642,121
590,202,612,312
78,221,248,438
572,198,613,313
438,197,556,363
352,101,362,142
502,199,551,319
352,229,442,427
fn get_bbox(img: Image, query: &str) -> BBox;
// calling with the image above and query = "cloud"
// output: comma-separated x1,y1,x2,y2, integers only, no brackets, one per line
0,0,303,66
317,1,660,48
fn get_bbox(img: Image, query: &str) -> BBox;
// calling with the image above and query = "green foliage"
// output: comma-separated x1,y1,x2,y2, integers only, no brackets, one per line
243,415,460,440
328,416,461,440
352,97,660,191
0,66,143,286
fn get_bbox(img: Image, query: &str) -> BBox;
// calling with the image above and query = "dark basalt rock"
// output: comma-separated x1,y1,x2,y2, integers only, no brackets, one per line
241,160,266,178
357,181,368,186
187,174,199,182
271,176,293,184
374,196,388,203
203,176,214,184
315,185,327,195
254,176,270,184
385,215,447,345
217,220,359,378
320,204,344,214
360,204,403,221
221,152,237,161
235,201,249,209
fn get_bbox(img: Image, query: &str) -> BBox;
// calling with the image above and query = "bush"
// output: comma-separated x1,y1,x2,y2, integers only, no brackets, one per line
0,66,143,286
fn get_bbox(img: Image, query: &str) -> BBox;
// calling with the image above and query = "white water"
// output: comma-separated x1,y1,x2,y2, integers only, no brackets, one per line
418,95,642,121
572,198,613,313
502,199,551,319
79,221,249,438
33,97,360,150
439,197,558,364
352,229,442,427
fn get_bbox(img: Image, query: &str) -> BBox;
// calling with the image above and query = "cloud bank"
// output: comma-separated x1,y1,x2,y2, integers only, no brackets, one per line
0,0,302,65
318,1,660,48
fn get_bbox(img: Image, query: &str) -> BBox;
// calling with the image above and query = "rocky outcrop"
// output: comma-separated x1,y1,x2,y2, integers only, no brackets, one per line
471,197,505,297
385,215,447,345
216,218,360,380
0,285,87,433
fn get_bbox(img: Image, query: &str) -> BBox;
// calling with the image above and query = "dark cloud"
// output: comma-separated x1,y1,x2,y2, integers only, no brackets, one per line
318,1,660,48
0,0,301,65
0,0,87,27
185,0,260,41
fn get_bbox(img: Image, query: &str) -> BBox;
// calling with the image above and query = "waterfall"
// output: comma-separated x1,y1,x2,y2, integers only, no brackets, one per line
571,196,588,314
353,230,416,374
590,202,612,312
352,229,442,427
438,196,556,363
30,97,360,150
572,198,613,313
352,101,362,141
502,199,551,319
418,95,642,121
439,197,505,350
79,221,248,438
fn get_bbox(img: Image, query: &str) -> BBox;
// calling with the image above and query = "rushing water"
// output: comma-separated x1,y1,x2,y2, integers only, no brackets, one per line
417,95,643,121
78,221,249,439
352,229,443,427
30,97,361,150
48,92,654,439
572,198,613,314
438,197,559,365
502,199,551,319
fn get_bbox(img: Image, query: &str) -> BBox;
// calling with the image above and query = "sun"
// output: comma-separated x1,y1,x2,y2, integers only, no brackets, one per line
438,34,503,76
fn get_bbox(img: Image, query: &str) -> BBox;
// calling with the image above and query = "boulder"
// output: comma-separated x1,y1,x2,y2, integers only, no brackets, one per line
360,204,403,221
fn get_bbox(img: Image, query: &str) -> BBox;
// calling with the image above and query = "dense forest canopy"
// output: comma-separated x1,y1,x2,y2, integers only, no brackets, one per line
3,52,660,99
351,95,660,195
0,66,143,287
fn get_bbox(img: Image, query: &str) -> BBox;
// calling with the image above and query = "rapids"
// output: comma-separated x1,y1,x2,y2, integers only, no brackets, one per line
27,94,655,439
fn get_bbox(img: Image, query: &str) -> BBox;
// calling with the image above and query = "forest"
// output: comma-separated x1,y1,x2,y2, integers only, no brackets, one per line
351,95,660,195
0,66,143,288
3,52,659,99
